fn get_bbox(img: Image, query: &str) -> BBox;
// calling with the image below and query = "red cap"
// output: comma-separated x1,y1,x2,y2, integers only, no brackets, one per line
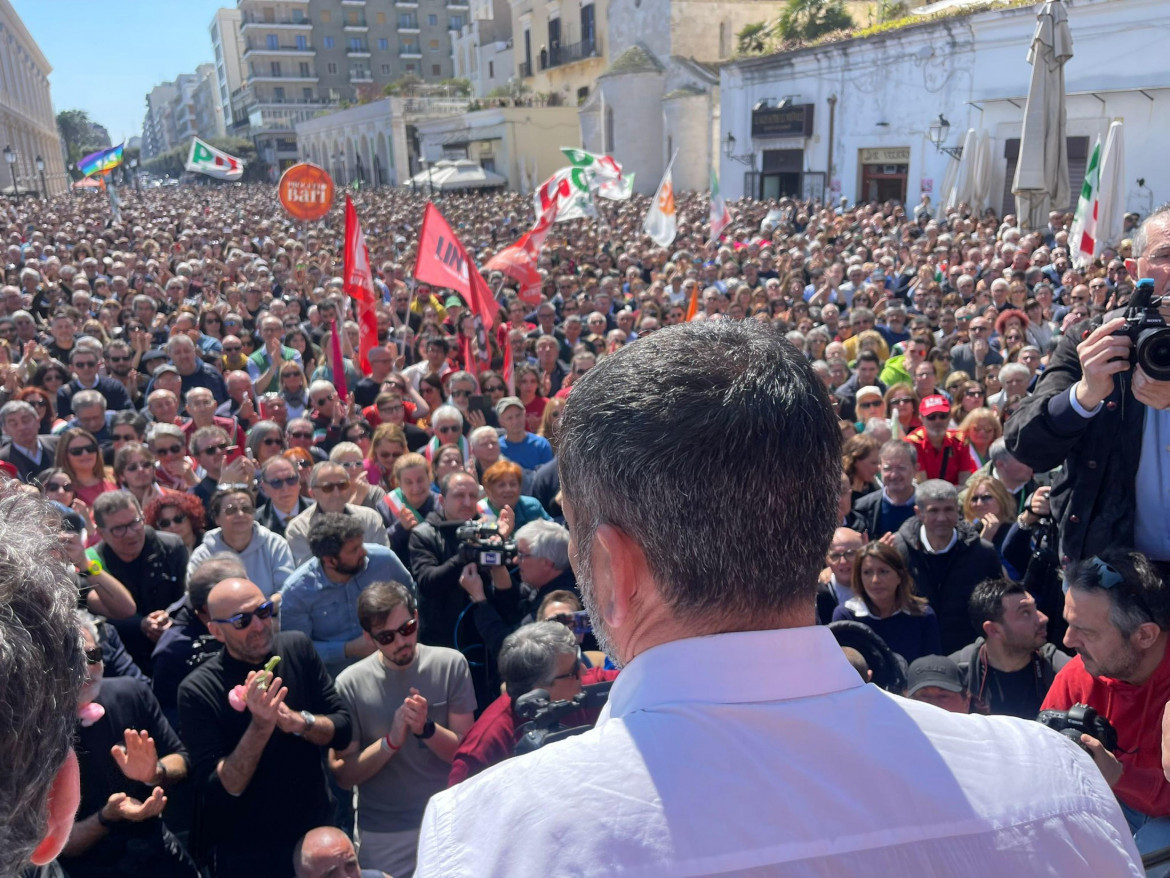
919,394,950,418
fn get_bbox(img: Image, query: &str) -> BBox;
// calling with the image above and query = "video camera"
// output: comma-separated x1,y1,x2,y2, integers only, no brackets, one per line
1037,703,1119,753
455,521,518,567
1113,278,1170,380
513,680,614,755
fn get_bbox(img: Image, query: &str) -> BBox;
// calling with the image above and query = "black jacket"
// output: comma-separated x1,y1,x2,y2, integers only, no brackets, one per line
1004,318,1145,563
894,517,1003,655
834,373,887,422
949,636,1071,718
847,488,916,539
57,375,133,417
0,434,58,482
409,510,479,651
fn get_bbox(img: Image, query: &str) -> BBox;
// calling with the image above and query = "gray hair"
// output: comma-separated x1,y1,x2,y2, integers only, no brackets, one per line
0,490,86,876
0,399,36,426
147,422,185,446
514,520,570,570
863,419,892,444
74,607,101,644
916,479,958,506
1064,548,1170,636
498,620,578,700
998,362,1030,383
72,389,107,412
188,553,248,612
164,333,196,354
879,439,918,467
92,490,142,529
246,420,283,459
558,321,841,629
431,404,463,431
1132,203,1170,259
469,425,498,448
987,437,1016,466
308,379,335,399
309,460,346,489
328,442,363,461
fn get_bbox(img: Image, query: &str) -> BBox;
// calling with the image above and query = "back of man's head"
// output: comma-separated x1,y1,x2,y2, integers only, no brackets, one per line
189,553,249,614
558,320,840,630
498,620,578,700
0,490,87,874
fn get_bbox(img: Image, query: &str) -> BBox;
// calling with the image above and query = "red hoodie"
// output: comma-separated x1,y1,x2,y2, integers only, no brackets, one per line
1041,644,1170,817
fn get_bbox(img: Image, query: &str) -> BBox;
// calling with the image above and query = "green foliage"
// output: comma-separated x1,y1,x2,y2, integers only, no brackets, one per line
878,0,908,22
139,137,266,184
737,22,769,55
439,78,473,96
56,109,111,180
777,0,854,42
383,73,424,96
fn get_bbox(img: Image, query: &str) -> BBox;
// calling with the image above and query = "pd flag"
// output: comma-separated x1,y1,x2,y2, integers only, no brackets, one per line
186,137,244,181
1068,137,1101,269
644,159,677,248
415,203,497,329
343,195,378,374
562,147,634,201
534,167,595,222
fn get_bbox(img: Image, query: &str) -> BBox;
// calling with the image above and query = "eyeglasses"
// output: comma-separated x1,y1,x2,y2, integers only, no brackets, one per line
288,430,313,440
212,599,278,630
45,480,73,493
370,617,419,645
123,460,153,473
551,662,581,682
964,390,985,398
73,361,97,369
923,413,949,422
436,425,460,434
261,437,284,447
103,516,144,538
312,396,333,406
108,355,131,363
265,474,299,489
67,443,98,457
293,458,313,469
28,398,47,409
314,481,350,493
220,503,255,517
339,460,364,471
154,444,184,457
858,400,882,409
451,389,471,398
84,645,103,665
199,443,228,456
156,512,187,527
891,397,915,406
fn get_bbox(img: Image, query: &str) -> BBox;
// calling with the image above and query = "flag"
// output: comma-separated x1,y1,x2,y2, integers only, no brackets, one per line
329,318,349,403
415,202,497,329
534,167,595,222
562,147,634,201
1068,137,1102,269
497,323,514,393
483,195,558,305
343,195,378,374
77,143,123,177
562,147,623,178
684,284,700,321
185,137,244,181
644,158,677,248
709,167,732,242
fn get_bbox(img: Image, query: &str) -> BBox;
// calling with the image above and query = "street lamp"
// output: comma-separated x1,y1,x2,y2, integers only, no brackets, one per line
130,157,140,193
722,133,754,167
35,155,46,199
3,145,16,199
927,114,963,160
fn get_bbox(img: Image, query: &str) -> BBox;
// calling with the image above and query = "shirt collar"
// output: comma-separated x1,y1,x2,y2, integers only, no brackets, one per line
600,627,864,723
919,525,958,554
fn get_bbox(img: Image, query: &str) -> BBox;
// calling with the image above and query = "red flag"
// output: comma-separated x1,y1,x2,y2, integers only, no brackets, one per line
497,323,514,394
329,318,348,403
684,284,701,321
343,195,378,374
459,330,473,374
415,203,497,329
484,197,558,306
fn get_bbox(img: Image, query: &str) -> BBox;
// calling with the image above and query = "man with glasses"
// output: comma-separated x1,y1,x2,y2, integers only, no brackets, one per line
331,581,475,877
248,315,303,395
281,513,415,678
286,461,390,567
57,346,133,418
93,491,189,672
353,343,400,408
1041,550,1170,857
104,339,147,407
815,527,865,624
0,398,59,481
178,577,352,878
907,395,976,487
256,455,312,537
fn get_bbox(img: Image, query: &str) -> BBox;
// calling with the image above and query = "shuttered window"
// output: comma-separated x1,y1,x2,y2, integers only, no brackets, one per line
1001,136,1089,216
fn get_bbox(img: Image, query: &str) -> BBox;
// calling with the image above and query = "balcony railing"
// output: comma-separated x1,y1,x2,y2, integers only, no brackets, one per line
241,15,311,28
343,17,369,28
541,37,598,70
519,60,532,78
244,41,313,54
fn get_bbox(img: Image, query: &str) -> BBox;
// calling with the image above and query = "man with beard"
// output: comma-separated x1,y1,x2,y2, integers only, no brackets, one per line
1041,549,1170,856
415,320,1140,876
280,513,415,679
178,578,351,878
330,581,475,878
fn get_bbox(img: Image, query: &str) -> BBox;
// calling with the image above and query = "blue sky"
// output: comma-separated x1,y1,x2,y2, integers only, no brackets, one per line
11,0,226,144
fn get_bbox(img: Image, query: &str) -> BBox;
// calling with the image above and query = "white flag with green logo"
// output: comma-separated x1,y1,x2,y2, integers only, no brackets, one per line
185,137,244,181
1067,138,1101,269
562,147,633,201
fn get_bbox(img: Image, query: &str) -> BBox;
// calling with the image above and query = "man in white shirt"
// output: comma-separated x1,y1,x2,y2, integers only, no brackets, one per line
415,320,1141,878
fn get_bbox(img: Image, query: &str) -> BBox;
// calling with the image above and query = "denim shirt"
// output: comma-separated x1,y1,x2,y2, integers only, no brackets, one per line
279,544,415,677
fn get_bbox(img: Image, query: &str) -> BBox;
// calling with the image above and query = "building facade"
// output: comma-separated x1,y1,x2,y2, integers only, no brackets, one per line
510,0,606,107
720,0,1170,216
210,7,246,133
0,0,68,196
452,0,513,98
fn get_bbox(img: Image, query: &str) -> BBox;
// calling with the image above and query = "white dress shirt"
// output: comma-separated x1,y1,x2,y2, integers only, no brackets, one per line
416,626,1140,877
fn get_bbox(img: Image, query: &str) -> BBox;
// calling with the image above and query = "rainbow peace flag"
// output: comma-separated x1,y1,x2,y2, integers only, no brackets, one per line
77,143,123,177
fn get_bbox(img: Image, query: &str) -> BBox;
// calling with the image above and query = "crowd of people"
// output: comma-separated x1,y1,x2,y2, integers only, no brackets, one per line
0,178,1168,876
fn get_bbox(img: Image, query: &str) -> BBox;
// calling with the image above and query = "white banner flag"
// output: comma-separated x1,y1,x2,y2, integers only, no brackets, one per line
185,137,245,181
643,157,677,248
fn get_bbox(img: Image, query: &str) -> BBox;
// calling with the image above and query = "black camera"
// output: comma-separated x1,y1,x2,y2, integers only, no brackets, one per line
513,680,614,754
455,521,517,567
1113,278,1170,380
1037,703,1119,753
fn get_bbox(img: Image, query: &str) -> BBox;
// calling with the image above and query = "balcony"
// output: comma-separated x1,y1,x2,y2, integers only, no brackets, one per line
397,16,419,30
446,1,469,7
247,71,320,83
346,44,371,56
240,16,311,30
541,37,599,70
350,73,374,83
343,17,369,30
243,42,314,58
396,0,419,6
519,60,532,78
340,0,366,4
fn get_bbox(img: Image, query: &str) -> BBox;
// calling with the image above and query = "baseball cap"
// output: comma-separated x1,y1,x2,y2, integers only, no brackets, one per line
154,364,180,378
919,394,949,418
495,396,524,417
906,655,964,696
142,348,167,363
444,296,464,309
856,386,883,404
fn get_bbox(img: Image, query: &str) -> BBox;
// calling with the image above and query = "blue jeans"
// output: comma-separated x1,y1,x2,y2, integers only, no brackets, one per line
1121,801,1170,875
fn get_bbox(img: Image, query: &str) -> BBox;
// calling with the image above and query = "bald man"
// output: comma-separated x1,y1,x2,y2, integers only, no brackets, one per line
815,527,866,624
178,578,352,878
293,826,389,878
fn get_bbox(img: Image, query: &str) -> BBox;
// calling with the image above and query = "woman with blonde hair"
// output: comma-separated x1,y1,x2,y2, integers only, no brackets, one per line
958,407,1002,469
961,474,1014,552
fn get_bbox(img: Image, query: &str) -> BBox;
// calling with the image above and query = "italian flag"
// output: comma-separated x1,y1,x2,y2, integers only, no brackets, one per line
1068,138,1101,269
709,167,732,242
185,137,244,181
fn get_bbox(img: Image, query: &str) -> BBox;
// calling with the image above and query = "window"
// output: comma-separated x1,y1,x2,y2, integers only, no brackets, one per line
323,36,334,48
327,62,338,74
303,88,314,100
401,39,420,54
581,4,595,46
449,15,464,29
429,39,439,49
379,37,390,49
349,37,364,51
292,9,305,23
488,60,494,78
274,87,285,101
432,64,441,75
406,63,416,72
346,10,359,24
267,34,279,49
299,62,311,76
270,61,282,75
376,12,386,24
296,35,308,50
321,10,331,22
381,63,391,74
428,14,438,25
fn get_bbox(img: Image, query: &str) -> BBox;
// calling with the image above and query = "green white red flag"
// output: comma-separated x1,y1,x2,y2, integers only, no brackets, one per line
1068,138,1101,269
185,137,244,181
709,167,732,242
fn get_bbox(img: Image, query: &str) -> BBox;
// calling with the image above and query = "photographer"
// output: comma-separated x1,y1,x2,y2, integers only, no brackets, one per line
1041,549,1170,854
1005,206,1170,565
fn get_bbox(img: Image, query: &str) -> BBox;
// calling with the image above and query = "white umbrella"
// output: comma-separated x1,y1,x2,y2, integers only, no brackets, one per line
1096,120,1126,250
1012,0,1074,230
971,130,993,213
938,154,960,217
945,128,978,213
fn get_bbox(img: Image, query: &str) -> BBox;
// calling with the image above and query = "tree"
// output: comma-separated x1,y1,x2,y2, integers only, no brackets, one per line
737,22,769,55
777,0,854,42
139,137,265,184
56,109,111,180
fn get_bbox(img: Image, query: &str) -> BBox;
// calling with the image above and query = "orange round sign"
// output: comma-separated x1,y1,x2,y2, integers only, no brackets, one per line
278,162,335,221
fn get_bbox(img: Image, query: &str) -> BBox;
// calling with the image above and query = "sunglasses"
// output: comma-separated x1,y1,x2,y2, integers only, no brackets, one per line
312,397,333,406
314,481,349,493
891,397,915,405
923,413,949,422
123,460,153,473
288,430,313,440
156,512,187,527
436,425,460,434
200,443,228,456
261,437,284,447
969,494,995,505
154,444,184,457
828,549,859,561
294,458,313,469
45,480,74,493
68,443,98,456
858,400,882,409
370,617,418,645
108,355,131,363
73,361,97,369
220,503,255,517
265,474,299,489
84,645,103,665
28,398,47,409
212,599,278,630
551,662,581,682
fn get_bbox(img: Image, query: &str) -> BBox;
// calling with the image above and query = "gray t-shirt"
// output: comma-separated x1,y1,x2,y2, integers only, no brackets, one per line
335,644,476,832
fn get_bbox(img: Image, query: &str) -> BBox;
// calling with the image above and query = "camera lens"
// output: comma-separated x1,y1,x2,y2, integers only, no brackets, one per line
1136,327,1170,381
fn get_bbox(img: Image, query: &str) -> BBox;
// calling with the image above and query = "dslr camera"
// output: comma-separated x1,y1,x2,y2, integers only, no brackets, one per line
1036,703,1119,753
1113,278,1170,380
456,521,517,567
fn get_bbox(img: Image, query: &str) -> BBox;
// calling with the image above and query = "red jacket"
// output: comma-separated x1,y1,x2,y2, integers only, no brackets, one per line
1041,644,1170,817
